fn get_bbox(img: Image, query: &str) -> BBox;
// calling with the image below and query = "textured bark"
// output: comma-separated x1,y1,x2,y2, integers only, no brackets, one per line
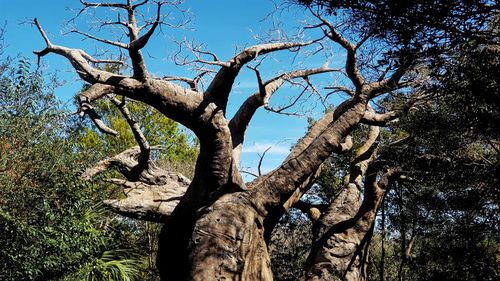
303,144,400,281
33,2,412,280
81,146,190,222
178,96,369,280
103,175,189,222
303,126,379,281
305,183,365,281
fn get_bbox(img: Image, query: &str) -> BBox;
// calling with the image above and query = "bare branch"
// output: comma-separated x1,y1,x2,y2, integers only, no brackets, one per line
229,66,335,163
205,40,316,112
324,85,355,97
132,0,149,9
80,51,125,65
79,0,128,9
109,96,151,164
360,110,398,126
257,146,272,176
34,18,135,85
240,169,259,178
162,70,213,92
309,9,365,89
68,29,129,49
77,83,118,136
80,102,118,136
162,76,197,90
129,1,161,51
33,18,52,47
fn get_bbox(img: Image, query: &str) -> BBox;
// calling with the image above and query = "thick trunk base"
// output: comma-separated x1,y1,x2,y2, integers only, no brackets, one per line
157,192,272,281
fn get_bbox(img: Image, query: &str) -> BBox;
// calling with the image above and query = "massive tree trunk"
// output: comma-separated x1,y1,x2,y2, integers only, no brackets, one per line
157,97,368,280
33,2,409,280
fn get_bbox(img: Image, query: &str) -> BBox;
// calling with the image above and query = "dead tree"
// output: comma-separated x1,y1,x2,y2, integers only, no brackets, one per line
33,1,413,280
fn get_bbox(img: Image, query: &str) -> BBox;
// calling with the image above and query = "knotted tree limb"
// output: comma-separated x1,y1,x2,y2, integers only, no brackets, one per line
303,126,404,281
303,125,380,281
360,110,398,126
104,175,190,222
81,145,191,222
229,65,337,164
79,95,191,222
205,40,317,112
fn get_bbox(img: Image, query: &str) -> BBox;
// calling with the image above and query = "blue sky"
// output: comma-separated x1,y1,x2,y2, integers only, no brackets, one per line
1,0,344,178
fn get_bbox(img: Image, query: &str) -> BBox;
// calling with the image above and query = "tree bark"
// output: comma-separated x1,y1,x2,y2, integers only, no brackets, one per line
32,3,412,279
303,170,396,281
303,126,399,281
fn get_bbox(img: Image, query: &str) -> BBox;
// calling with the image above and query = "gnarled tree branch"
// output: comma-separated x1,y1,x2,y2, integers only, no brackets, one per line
205,40,316,112
309,8,365,89
229,65,336,163
81,145,191,222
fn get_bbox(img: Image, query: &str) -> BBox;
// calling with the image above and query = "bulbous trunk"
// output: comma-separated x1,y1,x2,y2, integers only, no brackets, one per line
157,191,272,281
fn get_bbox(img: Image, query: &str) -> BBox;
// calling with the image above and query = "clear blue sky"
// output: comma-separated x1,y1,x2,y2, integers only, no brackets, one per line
1,0,343,178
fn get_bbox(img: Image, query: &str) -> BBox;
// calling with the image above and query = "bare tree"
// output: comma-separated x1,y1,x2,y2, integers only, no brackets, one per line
33,1,416,280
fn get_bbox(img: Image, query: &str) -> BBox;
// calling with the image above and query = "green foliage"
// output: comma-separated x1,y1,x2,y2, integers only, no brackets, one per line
298,1,499,50
269,211,313,281
368,39,500,281
0,56,112,280
65,250,141,281
0,55,153,280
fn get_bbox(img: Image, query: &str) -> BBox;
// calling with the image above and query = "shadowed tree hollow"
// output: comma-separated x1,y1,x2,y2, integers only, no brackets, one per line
32,0,499,280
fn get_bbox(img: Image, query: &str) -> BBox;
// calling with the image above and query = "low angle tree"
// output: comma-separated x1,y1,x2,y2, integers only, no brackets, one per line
18,0,500,280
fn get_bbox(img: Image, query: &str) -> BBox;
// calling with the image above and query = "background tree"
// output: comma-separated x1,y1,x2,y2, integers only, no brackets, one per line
0,52,144,280
367,33,500,281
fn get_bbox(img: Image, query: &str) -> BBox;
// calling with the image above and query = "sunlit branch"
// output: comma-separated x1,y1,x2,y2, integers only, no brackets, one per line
360,110,398,126
77,83,118,136
309,8,365,89
229,65,335,163
68,29,129,49
33,18,135,85
324,85,355,98
81,52,125,65
205,40,317,111
129,1,161,51
79,0,128,9
162,70,213,92
80,102,119,136
172,39,230,68
109,97,151,169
